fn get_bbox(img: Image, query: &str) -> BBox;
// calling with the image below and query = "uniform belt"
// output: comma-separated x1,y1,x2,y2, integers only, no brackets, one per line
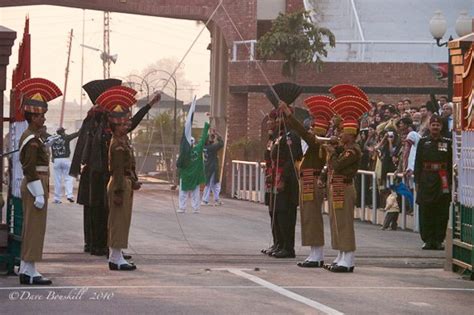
36,166,49,174
423,162,447,171
299,169,321,177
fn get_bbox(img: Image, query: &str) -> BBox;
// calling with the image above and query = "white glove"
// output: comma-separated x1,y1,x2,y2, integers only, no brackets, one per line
34,195,45,209
26,180,45,209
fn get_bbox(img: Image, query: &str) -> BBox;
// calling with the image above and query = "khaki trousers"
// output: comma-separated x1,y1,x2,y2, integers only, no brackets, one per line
328,183,356,252
300,177,325,247
107,178,133,248
20,174,49,261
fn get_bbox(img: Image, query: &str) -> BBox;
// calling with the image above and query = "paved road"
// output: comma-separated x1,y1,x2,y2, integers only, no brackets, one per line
1,185,472,314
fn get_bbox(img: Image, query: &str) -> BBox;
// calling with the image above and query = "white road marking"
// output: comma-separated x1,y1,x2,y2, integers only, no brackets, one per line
225,268,344,315
409,302,432,307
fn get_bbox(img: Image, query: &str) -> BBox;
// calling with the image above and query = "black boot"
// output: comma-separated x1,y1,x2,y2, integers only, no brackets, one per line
19,274,52,285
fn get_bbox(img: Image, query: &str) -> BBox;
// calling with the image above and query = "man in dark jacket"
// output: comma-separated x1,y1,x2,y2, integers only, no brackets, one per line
201,128,224,206
51,127,79,204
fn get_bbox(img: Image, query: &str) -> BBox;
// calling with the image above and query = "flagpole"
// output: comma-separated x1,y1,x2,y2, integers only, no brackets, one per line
219,121,228,184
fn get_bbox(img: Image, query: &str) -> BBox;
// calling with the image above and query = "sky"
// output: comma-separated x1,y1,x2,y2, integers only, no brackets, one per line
0,5,211,114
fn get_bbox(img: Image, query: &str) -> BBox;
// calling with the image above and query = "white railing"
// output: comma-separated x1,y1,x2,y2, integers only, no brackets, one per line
231,160,420,232
231,160,265,202
357,170,377,223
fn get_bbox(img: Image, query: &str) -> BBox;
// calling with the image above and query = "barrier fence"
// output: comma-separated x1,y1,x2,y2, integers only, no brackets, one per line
231,160,419,231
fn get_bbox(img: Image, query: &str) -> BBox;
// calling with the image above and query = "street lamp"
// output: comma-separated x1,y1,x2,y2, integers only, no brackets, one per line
123,70,178,144
429,10,472,100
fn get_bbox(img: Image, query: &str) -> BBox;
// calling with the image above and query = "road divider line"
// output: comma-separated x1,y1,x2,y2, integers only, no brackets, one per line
225,268,344,315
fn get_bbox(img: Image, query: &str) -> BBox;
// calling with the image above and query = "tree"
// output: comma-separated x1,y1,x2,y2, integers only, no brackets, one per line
257,9,336,80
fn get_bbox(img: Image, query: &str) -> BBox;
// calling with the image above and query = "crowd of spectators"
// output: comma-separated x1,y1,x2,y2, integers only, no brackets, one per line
352,96,454,208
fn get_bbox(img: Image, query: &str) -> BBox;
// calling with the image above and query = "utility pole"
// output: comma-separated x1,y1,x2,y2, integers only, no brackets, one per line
103,11,111,79
60,28,73,128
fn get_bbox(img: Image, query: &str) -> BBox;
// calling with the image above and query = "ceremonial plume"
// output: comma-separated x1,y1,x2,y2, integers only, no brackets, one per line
265,82,303,108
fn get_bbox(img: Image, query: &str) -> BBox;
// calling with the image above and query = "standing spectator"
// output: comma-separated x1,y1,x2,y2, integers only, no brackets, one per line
441,102,453,138
403,98,412,111
396,100,405,114
201,128,224,206
409,106,418,117
414,115,452,250
412,112,422,132
438,96,449,114
381,187,399,230
51,127,79,203
418,105,431,136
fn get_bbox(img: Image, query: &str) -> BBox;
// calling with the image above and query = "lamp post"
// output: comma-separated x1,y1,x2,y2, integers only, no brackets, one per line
429,10,472,101
123,70,178,142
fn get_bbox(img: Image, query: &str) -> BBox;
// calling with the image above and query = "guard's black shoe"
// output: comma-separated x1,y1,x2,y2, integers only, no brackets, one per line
297,260,324,268
108,262,137,271
329,265,354,273
273,249,296,258
261,245,275,255
67,198,75,203
267,247,282,256
19,274,52,285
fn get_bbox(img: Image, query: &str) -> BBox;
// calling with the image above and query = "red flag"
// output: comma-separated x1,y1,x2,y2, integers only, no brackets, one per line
11,16,31,122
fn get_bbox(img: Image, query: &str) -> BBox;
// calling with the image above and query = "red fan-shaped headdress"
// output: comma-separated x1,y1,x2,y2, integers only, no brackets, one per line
15,78,62,114
303,95,335,135
330,96,371,134
329,84,368,102
95,86,138,123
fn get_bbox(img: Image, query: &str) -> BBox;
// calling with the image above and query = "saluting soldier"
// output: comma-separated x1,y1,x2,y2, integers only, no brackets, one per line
323,95,371,273
93,86,144,270
15,78,63,285
280,97,333,267
71,80,160,257
414,115,452,250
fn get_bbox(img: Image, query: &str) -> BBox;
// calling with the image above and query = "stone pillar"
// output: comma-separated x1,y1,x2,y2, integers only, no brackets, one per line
0,26,16,193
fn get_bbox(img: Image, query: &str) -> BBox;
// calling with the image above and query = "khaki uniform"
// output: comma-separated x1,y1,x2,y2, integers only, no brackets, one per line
327,144,361,252
107,135,136,248
19,127,50,261
286,115,326,247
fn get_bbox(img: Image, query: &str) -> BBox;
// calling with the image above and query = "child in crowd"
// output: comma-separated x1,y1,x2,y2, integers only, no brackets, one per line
381,186,400,230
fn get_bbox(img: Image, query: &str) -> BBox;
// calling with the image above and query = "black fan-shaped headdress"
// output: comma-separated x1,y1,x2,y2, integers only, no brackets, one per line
264,82,303,108
82,78,122,104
